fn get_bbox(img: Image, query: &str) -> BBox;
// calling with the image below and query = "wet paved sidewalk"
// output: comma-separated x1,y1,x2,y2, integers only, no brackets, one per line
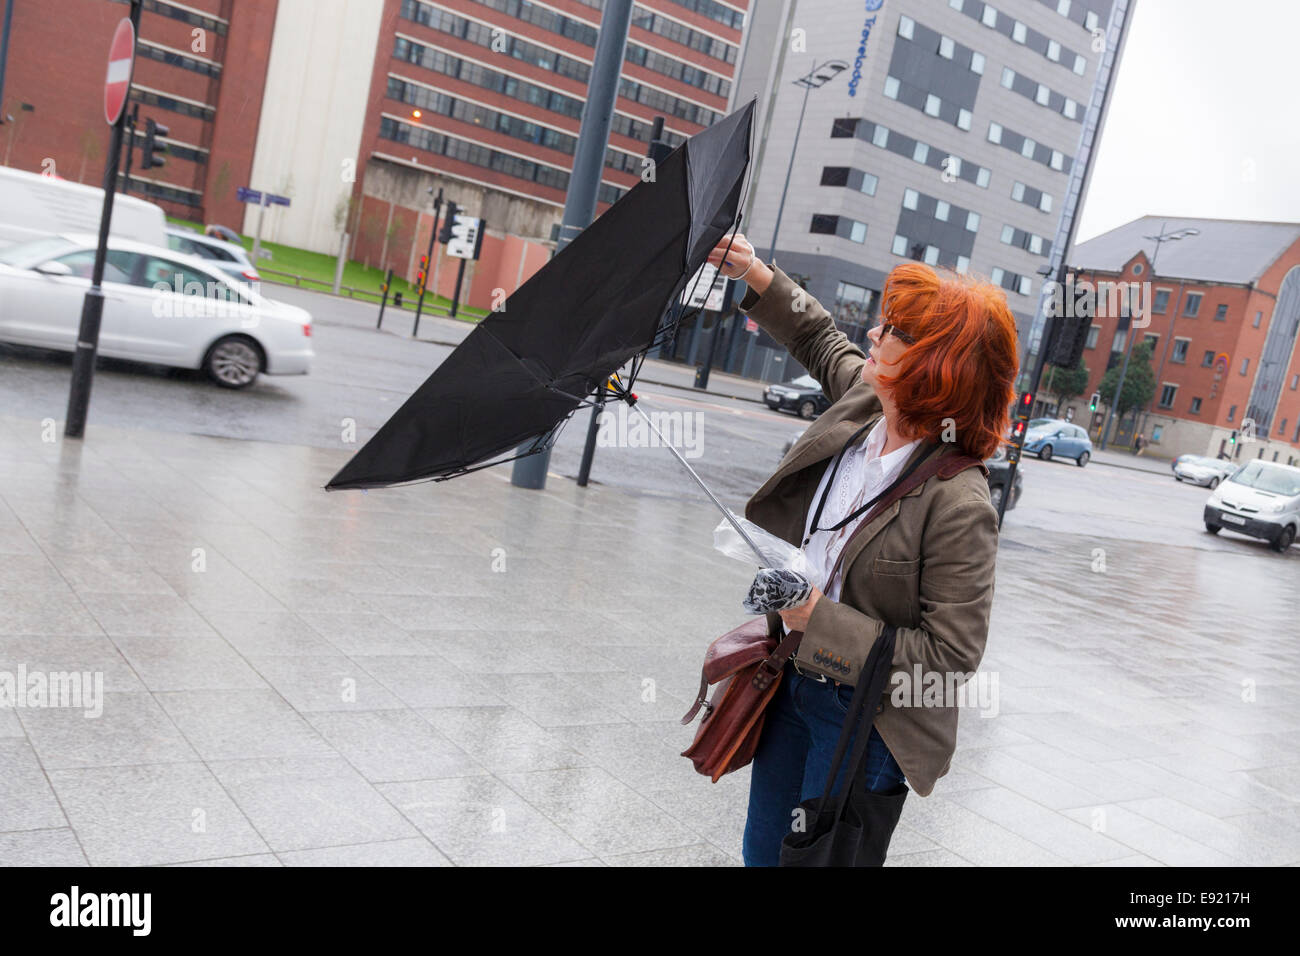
1,412,1297,866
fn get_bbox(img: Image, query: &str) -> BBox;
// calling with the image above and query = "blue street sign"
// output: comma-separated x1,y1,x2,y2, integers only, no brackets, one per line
235,186,290,207
267,193,291,207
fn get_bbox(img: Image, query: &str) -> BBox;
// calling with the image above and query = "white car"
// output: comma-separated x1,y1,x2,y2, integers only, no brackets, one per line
1204,459,1300,552
0,234,312,388
165,227,260,285
1174,454,1237,489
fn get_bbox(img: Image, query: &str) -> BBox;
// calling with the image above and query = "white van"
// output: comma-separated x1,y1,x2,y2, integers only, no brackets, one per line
1204,459,1300,552
0,166,168,250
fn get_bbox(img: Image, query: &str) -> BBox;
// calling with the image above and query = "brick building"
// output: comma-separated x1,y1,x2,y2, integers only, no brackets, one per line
1058,216,1300,465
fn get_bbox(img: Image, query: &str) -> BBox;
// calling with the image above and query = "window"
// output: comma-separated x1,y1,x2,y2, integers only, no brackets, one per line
1085,11,1100,31
1001,67,1015,88
1228,405,1236,422
1172,338,1190,363
1111,328,1126,352
966,211,981,231
1202,350,1215,367
956,255,970,274
142,256,233,300
820,166,850,186
1184,293,1202,316
1214,303,1228,321
1292,374,1299,390
950,0,964,9
1063,98,1078,119
1039,193,1053,213
884,76,900,99
1152,425,1163,442
898,15,915,39
925,94,942,117
1159,384,1177,409
1013,21,1027,43
1142,333,1158,348
872,125,889,148
940,36,955,59
913,141,929,162
991,267,1005,285
1001,224,1016,244
1254,310,1263,327
860,172,879,196
1240,358,1249,375
1021,137,1037,159
1057,0,1071,14
1018,275,1032,295
903,188,919,210
1036,84,1050,106
892,235,908,256
1073,54,1086,75
1279,418,1289,436
1012,181,1026,202
970,51,985,74
935,200,950,222
810,215,838,235
976,167,991,187
924,245,939,265
1050,150,1064,170
1029,234,1043,255
1047,40,1061,61
988,122,1003,144
54,249,138,284
1190,397,1202,414
1085,326,1099,349
982,6,998,28
1153,289,1170,313
957,109,972,131
850,221,867,243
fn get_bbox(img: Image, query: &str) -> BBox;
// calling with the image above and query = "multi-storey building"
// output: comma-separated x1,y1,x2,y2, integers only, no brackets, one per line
1064,216,1300,465
731,0,1122,350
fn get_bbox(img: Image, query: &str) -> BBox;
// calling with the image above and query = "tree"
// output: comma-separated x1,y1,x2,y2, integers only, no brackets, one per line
1098,340,1156,418
1047,357,1090,404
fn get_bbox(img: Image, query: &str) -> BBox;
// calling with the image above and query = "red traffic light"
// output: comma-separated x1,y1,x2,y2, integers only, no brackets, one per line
419,255,428,269
1011,420,1027,441
1016,391,1034,421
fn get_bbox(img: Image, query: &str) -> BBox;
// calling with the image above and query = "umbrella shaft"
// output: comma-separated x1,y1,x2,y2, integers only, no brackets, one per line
628,402,771,565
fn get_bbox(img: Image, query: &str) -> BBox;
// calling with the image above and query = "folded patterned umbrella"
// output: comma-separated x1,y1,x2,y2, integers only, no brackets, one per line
325,101,755,492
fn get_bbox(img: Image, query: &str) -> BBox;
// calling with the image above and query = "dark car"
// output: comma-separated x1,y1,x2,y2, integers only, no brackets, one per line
778,433,1023,510
764,374,830,419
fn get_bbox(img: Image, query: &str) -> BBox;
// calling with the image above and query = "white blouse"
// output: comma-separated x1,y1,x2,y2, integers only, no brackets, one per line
800,418,920,601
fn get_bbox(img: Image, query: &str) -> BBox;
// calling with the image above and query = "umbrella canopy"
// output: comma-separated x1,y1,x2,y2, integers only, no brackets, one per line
326,100,754,491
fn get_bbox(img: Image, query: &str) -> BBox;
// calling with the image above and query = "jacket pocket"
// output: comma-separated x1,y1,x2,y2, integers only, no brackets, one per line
872,557,920,576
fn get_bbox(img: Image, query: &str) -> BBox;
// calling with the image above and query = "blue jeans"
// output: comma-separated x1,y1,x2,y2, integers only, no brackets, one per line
742,662,907,867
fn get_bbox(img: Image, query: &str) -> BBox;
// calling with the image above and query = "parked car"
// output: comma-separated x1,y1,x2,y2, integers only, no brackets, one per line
779,432,1023,510
0,233,313,388
1203,459,1300,551
166,227,260,285
764,374,830,419
1022,418,1092,466
1174,454,1238,489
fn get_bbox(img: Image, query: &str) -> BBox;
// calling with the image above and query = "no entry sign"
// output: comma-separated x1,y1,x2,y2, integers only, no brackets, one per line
103,18,135,126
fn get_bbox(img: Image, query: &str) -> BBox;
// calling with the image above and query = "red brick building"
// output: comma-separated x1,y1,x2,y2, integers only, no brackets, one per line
1060,216,1300,465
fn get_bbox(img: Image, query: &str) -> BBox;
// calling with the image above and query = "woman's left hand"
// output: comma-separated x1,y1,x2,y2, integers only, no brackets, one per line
779,586,823,632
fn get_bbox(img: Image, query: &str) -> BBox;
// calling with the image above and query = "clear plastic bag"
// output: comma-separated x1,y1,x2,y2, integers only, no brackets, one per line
712,512,810,576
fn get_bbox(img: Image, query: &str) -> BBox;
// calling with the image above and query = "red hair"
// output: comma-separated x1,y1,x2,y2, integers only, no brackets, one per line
873,262,1020,461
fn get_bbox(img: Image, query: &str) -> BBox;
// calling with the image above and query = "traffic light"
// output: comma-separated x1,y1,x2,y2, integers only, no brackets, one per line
438,202,459,244
1010,420,1027,442
1228,430,1237,445
1016,390,1034,421
1089,391,1100,412
416,254,428,291
141,117,168,170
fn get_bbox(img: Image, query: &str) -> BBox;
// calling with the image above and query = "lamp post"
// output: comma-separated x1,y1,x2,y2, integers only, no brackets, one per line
1099,223,1199,450
766,59,847,263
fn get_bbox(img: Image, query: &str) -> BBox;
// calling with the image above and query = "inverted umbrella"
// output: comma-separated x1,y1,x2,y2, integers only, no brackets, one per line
326,101,773,563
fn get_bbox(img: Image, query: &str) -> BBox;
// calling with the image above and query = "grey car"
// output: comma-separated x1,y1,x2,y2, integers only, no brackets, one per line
165,228,260,285
1174,455,1238,489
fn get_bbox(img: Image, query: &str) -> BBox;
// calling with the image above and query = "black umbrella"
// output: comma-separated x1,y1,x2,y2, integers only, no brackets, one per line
326,101,772,563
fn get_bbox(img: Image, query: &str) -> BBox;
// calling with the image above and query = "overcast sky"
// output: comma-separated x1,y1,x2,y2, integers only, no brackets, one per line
1075,0,1299,241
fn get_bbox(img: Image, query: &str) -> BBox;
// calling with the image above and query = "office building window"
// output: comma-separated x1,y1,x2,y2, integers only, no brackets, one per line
1086,10,1100,30
956,255,970,273
970,51,985,74
903,188,919,210
977,168,991,187
1073,54,1086,75
1001,67,1015,88
1214,303,1228,320
1153,289,1170,313
966,211,980,232
913,141,929,163
983,6,998,28
1013,21,1027,43
935,200,950,222
884,76,900,99
924,94,941,117
1048,39,1061,61
957,108,972,130
1172,339,1190,363
988,122,1003,144
892,234,908,256
1159,384,1177,409
1184,293,1202,316
898,15,915,39
1190,397,1202,414
940,36,955,59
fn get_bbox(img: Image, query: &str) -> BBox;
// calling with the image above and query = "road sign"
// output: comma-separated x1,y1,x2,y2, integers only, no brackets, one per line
447,214,483,259
235,187,290,206
681,263,730,311
103,19,135,126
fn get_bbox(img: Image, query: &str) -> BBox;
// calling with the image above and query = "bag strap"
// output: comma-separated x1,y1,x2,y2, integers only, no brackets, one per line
814,624,898,822
823,447,983,592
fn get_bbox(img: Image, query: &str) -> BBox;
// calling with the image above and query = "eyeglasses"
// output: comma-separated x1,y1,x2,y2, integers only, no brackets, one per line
879,323,915,345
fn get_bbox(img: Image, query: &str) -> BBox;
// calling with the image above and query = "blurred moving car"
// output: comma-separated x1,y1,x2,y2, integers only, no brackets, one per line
1203,459,1300,551
1022,418,1092,466
779,432,1023,510
0,234,312,389
166,227,260,285
764,373,830,419
1174,455,1237,489
0,165,168,249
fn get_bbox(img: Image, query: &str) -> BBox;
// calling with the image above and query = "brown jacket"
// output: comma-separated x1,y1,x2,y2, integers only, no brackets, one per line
739,266,999,796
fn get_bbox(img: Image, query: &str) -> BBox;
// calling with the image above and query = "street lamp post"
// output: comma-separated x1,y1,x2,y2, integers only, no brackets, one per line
1099,223,1199,450
766,59,847,263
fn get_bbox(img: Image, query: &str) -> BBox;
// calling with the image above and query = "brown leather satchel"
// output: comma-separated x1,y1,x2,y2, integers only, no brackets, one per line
680,442,984,782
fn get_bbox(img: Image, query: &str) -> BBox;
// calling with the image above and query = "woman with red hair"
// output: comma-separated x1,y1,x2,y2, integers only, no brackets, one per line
706,234,1019,866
